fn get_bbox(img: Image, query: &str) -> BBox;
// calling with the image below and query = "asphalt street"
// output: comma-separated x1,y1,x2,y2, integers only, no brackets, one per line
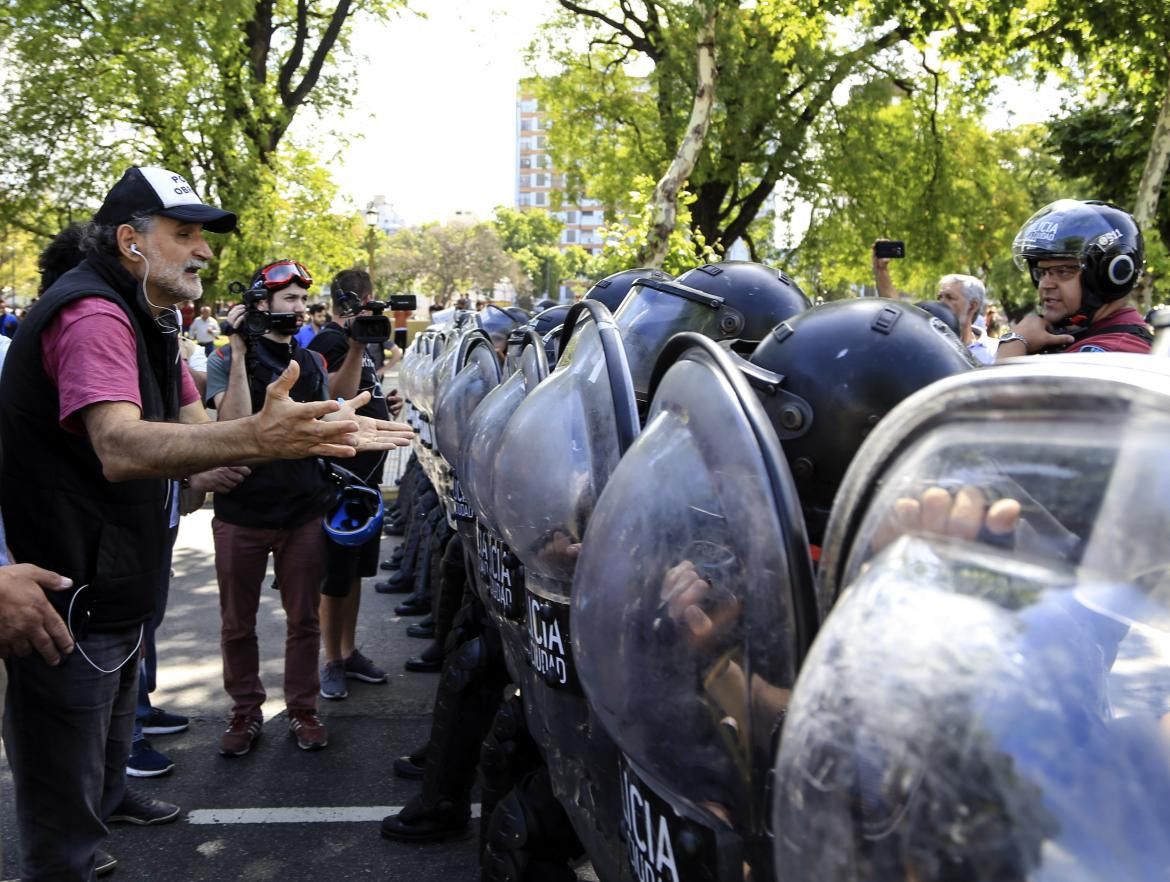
0,498,486,881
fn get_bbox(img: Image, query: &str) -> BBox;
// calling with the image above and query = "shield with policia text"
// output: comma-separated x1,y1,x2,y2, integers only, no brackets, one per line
460,326,552,684
773,353,1170,882
573,333,817,882
492,298,641,880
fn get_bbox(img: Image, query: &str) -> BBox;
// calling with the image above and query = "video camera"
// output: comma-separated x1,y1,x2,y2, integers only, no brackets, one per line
228,281,299,338
334,291,417,345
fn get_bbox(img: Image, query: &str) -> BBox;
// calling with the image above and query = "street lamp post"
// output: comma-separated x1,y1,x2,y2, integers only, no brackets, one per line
364,204,379,292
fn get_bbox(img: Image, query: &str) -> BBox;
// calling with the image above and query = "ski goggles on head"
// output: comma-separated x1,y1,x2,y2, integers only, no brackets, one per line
252,259,313,292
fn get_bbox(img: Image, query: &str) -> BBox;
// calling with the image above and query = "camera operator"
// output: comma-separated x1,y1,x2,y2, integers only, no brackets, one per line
207,260,386,756
308,270,395,698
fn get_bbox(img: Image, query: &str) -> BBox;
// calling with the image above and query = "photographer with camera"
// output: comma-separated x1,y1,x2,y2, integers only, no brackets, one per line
308,270,399,698
206,260,411,755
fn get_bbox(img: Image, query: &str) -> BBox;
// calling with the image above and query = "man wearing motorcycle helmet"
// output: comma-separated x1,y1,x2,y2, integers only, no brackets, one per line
998,200,1153,358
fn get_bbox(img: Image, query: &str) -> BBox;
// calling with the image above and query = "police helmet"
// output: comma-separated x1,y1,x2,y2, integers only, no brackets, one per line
675,261,810,353
584,267,671,313
914,299,960,336
749,298,976,543
323,478,384,547
1012,200,1144,312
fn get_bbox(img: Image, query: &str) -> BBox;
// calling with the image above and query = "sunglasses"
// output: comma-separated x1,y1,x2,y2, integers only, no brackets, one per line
255,259,313,291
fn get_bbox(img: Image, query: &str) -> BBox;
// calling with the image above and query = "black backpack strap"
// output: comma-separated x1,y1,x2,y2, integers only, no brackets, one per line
1074,322,1153,345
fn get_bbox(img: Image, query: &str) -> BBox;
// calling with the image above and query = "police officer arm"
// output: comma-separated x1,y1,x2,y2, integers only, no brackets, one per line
995,314,1074,361
82,360,358,482
870,485,1021,551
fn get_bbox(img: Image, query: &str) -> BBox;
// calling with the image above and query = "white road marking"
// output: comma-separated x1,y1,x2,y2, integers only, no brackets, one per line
186,804,481,825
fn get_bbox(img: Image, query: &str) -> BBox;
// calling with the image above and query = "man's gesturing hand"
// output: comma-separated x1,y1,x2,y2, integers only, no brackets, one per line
0,564,75,664
255,361,359,459
324,392,414,452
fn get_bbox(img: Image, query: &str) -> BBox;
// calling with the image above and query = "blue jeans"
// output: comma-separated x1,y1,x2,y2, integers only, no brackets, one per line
4,627,141,881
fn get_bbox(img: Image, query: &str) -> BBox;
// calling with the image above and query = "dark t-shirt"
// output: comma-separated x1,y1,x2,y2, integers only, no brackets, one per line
309,322,389,487
207,338,336,529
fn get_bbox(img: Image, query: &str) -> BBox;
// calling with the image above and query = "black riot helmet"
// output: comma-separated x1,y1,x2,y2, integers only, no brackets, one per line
749,298,976,544
584,267,671,312
529,304,571,338
675,261,810,353
914,299,960,336
1012,200,1144,319
476,303,527,336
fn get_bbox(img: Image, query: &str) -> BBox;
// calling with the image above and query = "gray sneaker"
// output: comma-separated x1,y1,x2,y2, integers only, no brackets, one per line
319,659,348,700
344,649,388,684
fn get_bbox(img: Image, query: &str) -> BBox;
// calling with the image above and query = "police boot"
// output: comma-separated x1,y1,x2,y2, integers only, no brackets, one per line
379,546,406,571
404,639,444,673
393,743,427,780
380,794,471,842
481,769,582,882
375,570,412,594
406,614,435,639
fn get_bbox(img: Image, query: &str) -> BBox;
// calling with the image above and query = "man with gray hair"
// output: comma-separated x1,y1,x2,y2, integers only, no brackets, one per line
873,242,995,364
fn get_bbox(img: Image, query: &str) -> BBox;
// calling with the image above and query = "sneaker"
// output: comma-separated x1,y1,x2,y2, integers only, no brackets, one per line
344,649,388,684
220,714,263,757
108,789,181,825
141,706,190,735
126,740,175,777
95,849,117,878
319,659,349,700
289,709,328,751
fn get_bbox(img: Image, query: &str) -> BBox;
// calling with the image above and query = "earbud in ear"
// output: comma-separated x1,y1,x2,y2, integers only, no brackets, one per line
130,244,141,256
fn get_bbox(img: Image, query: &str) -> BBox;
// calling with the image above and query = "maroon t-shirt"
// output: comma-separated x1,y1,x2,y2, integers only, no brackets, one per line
1067,306,1152,354
41,297,199,435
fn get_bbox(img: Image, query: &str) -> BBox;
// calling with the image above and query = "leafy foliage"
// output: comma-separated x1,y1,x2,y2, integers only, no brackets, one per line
0,0,402,295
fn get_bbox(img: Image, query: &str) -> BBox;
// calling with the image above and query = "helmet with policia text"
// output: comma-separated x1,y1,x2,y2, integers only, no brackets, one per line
749,298,976,546
323,467,384,547
674,261,810,354
574,333,817,882
584,267,672,313
1012,200,1145,317
775,354,1170,882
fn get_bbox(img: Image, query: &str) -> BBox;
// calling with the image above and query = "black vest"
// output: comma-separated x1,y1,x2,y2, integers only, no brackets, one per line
211,337,336,530
0,254,180,631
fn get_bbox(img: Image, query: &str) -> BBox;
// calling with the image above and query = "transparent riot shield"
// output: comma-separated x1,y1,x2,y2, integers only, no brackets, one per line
490,300,640,881
573,334,816,882
773,354,1170,882
459,334,551,683
432,330,504,583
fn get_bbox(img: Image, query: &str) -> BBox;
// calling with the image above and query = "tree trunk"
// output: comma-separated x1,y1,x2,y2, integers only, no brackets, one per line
1131,68,1170,312
639,7,717,268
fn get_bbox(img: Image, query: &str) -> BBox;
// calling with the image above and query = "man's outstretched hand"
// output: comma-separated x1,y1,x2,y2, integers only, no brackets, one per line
0,564,74,664
255,361,360,459
324,392,413,452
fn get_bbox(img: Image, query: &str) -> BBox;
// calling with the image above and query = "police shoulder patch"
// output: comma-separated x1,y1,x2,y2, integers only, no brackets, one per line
1075,345,1107,353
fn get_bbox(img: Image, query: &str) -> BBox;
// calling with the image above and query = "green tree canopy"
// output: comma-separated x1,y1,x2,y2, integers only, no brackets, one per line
0,0,402,288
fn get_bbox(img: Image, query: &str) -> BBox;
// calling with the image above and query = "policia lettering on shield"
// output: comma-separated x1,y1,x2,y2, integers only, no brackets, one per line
997,200,1153,358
